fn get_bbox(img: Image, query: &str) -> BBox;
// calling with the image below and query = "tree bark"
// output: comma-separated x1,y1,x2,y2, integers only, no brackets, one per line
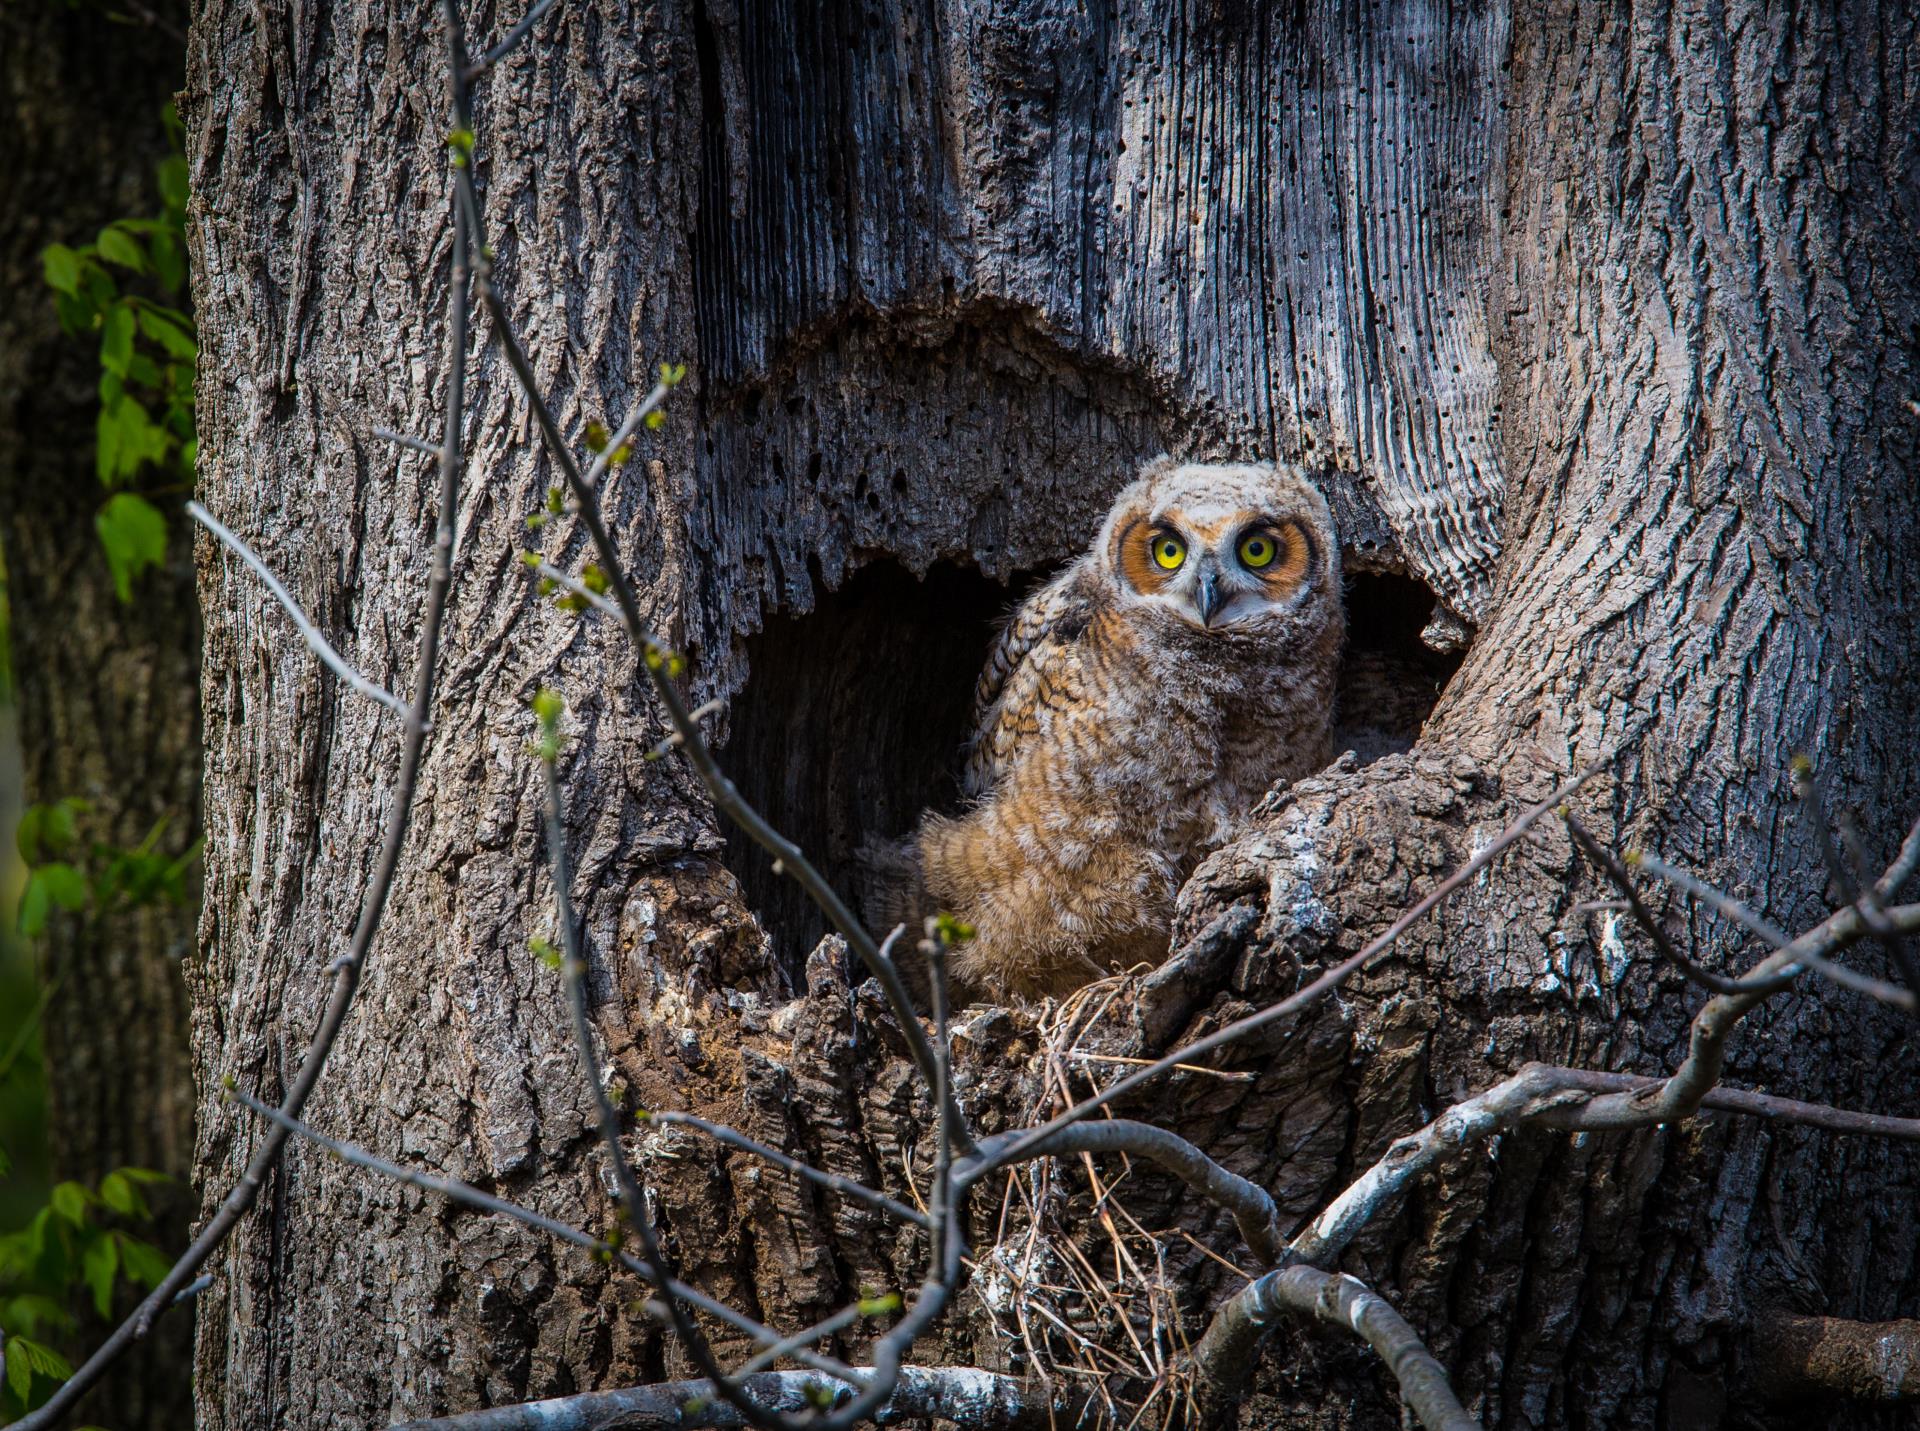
182,3,1919,1431
0,6,197,1429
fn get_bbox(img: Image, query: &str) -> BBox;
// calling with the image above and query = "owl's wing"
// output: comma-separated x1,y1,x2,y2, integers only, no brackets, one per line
962,561,1097,798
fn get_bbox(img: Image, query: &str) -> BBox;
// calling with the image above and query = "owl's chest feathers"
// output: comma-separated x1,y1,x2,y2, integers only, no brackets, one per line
1081,613,1329,847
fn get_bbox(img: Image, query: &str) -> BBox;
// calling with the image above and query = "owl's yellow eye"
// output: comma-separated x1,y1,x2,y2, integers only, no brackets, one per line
1238,533,1277,569
1151,534,1186,570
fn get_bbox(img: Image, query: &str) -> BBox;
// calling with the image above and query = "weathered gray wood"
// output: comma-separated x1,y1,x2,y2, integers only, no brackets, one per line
182,1,1920,1429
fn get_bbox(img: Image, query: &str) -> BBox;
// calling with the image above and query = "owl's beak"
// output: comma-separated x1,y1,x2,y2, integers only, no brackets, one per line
1195,563,1225,628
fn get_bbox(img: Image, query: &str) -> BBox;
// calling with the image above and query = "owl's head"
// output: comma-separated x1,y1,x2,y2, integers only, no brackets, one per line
1097,458,1341,640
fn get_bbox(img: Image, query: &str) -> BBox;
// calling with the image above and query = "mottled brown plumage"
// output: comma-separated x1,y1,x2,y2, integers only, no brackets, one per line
912,458,1344,1000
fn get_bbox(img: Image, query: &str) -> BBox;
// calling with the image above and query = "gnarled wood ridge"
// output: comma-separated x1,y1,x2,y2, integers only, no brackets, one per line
22,3,1920,1430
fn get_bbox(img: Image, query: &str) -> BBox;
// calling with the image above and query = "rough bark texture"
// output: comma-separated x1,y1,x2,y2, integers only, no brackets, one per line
183,3,1918,1431
0,6,198,1429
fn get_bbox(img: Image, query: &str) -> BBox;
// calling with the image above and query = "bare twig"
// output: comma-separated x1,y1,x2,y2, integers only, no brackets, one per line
1195,1267,1478,1431
961,1121,1282,1265
464,0,561,79
648,1111,929,1229
1291,1055,1920,1273
1634,853,1792,949
526,559,620,621
1562,815,1795,996
1549,900,1920,1128
1796,762,1920,1001
389,1365,1080,1431
372,426,443,456
225,1087,857,1382
188,500,415,726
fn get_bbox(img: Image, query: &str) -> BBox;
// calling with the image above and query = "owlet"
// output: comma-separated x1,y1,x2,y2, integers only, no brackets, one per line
905,457,1344,1000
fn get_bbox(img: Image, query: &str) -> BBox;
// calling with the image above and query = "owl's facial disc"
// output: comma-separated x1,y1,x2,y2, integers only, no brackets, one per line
1119,510,1317,631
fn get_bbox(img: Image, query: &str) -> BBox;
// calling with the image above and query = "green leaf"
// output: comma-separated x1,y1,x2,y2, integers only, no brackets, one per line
114,1166,170,1186
99,301,135,377
157,154,189,215
114,1234,171,1289
16,799,83,864
49,1181,91,1227
34,863,88,913
41,243,81,296
82,1233,119,1318
8,1337,74,1392
54,289,95,337
96,225,147,273
96,394,174,484
17,874,50,938
95,492,168,602
97,1170,148,1219
156,154,190,216
136,308,196,361
7,1333,33,1398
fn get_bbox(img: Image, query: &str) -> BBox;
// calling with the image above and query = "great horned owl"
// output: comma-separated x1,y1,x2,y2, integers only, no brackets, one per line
905,457,1344,1001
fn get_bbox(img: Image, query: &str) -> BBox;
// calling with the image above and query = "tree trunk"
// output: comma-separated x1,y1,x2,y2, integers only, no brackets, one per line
182,3,1919,1431
0,6,197,1429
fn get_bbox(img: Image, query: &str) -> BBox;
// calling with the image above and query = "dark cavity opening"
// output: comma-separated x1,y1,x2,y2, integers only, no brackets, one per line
722,560,1020,977
1333,572,1464,763
723,562,1461,976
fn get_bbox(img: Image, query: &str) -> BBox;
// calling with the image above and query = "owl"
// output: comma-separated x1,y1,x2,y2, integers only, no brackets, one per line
910,457,1344,1001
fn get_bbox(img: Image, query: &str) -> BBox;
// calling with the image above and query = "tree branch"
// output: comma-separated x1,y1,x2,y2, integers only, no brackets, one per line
1194,1267,1478,1431
961,1120,1283,1265
388,1366,1079,1431
1752,1312,1920,1403
647,1112,929,1229
187,500,416,726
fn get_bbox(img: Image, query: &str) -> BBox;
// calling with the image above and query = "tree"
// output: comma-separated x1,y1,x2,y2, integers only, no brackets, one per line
34,1,1920,1429
0,3,196,1427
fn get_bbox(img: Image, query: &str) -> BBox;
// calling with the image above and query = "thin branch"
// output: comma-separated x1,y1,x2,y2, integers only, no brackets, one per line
1631,844,1916,1011
225,1088,856,1382
540,721,797,1420
1550,899,1920,1128
1292,1049,1920,1274
729,1304,866,1380
1195,1267,1478,1431
188,500,415,726
372,426,444,456
984,737,1642,1173
961,1121,1282,1265
648,1111,930,1228
1562,816,1795,996
1796,762,1920,999
582,376,673,490
526,559,620,621
1873,811,1920,902
389,1365,1079,1431
16,156,474,1431
1290,1065,1582,1266
1633,853,1792,948
464,0,561,79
